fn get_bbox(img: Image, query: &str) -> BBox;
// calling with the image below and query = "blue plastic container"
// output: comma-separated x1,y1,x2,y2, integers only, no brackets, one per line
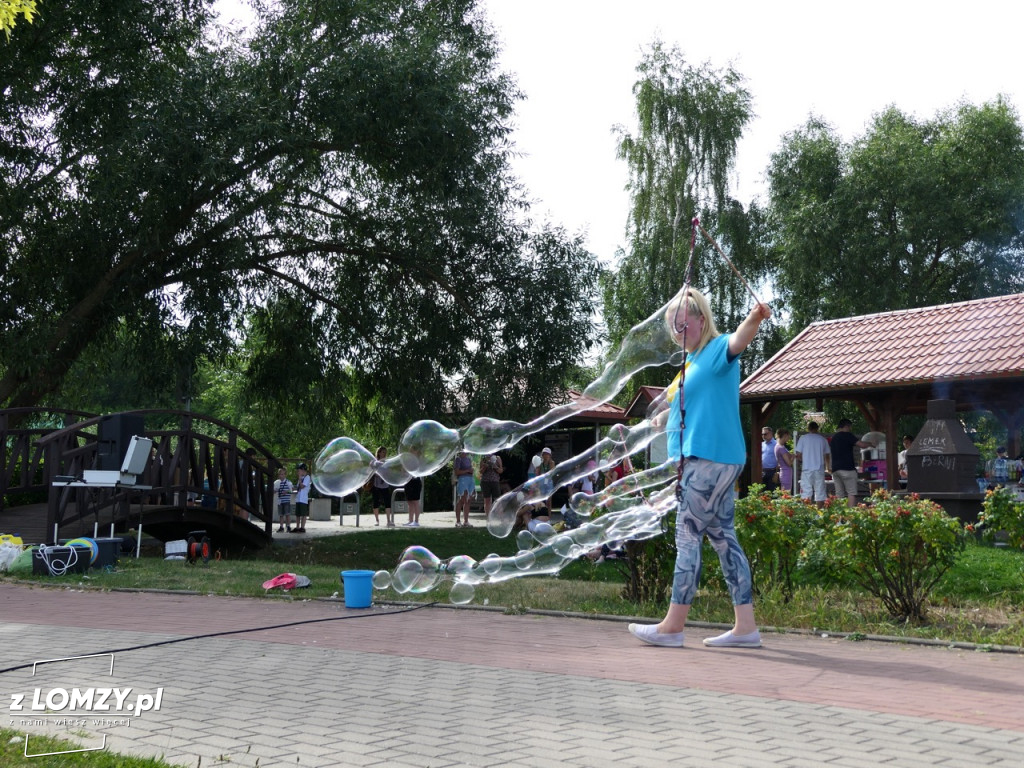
341,570,374,608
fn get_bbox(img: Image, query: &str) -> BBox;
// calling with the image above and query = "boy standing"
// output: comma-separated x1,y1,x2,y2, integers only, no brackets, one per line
293,463,311,533
275,468,293,533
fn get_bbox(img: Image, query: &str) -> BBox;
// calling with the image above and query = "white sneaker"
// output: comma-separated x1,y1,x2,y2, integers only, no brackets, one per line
628,623,685,648
702,630,761,648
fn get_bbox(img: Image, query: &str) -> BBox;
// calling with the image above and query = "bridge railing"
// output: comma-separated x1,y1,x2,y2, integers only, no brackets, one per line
1,407,98,514
27,409,280,544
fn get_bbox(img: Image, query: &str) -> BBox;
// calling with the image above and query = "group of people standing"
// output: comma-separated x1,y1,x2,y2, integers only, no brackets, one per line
986,445,1023,487
359,446,507,529
368,447,423,528
760,420,879,507
451,447,525,528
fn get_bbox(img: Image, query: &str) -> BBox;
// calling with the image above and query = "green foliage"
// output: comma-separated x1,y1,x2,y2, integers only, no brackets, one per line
767,102,1024,327
603,41,768,401
735,485,819,600
808,491,966,621
619,525,674,605
979,487,1024,550
0,0,601,437
0,0,36,39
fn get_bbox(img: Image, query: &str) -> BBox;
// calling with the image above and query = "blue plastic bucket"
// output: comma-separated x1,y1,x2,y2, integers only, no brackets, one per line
341,570,374,608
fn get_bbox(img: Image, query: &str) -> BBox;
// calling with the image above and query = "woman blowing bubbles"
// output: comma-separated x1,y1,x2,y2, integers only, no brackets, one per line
629,287,771,649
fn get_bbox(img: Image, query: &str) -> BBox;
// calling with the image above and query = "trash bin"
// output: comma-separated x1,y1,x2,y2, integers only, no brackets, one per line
310,498,332,521
341,494,360,526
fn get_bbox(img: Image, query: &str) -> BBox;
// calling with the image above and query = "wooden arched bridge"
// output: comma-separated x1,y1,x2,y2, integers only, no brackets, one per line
0,408,283,551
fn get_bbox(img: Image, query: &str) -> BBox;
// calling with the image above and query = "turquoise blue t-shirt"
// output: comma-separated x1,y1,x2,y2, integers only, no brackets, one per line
666,333,746,465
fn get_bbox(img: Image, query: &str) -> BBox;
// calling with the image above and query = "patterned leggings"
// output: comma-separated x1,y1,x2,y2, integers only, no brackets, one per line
671,458,753,606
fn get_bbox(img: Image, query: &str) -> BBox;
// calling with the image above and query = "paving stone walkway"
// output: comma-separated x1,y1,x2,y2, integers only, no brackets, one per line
2,584,1023,767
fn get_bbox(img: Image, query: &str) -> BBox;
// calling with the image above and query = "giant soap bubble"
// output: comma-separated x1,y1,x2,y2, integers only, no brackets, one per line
312,297,684,502
313,287,701,603
365,496,672,603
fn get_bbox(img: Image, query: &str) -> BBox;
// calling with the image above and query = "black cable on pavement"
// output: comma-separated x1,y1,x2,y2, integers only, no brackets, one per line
0,601,436,676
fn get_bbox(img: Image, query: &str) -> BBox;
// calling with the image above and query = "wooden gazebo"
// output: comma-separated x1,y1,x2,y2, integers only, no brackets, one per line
740,293,1024,484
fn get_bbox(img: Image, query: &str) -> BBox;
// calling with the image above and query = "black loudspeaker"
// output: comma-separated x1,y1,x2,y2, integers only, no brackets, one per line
97,414,146,471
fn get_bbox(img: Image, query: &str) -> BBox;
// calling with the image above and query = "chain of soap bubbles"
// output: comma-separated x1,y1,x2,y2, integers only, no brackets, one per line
311,298,683,502
317,292,694,603
370,486,677,604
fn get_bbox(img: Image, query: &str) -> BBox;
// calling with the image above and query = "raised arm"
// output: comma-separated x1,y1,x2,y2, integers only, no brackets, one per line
728,303,772,358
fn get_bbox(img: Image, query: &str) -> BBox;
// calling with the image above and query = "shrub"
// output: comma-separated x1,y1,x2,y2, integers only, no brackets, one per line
735,485,818,600
810,491,966,621
620,518,675,605
797,496,856,586
978,487,1024,549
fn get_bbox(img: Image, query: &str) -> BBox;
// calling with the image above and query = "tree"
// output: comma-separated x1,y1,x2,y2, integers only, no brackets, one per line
0,0,36,39
0,0,601,435
766,100,1024,328
602,41,767,390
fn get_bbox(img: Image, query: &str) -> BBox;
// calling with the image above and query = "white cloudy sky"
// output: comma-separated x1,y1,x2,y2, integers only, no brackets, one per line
480,0,1024,263
216,1,1024,264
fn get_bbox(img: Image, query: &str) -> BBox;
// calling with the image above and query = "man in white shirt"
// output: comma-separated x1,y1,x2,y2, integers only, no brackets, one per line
795,421,831,507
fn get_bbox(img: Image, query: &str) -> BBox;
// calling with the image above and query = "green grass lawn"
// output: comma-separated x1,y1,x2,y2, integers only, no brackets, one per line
5,529,1023,647
1,728,185,767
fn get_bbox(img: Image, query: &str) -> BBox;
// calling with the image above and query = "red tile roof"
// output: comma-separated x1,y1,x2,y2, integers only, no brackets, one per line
566,389,629,423
741,293,1024,401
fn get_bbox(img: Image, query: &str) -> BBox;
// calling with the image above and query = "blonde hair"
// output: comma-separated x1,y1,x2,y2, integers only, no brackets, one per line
663,287,719,352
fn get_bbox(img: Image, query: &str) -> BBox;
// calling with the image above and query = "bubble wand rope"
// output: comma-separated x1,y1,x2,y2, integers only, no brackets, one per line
671,217,700,489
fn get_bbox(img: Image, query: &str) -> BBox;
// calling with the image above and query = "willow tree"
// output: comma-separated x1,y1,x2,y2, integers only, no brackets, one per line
603,41,763,385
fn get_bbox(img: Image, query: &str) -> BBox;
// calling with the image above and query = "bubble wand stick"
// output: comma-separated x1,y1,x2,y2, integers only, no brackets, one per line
695,219,763,307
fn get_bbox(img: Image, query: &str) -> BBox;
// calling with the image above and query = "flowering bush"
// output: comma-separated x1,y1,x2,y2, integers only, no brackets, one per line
795,496,851,585
735,486,819,600
810,490,966,621
978,487,1024,549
